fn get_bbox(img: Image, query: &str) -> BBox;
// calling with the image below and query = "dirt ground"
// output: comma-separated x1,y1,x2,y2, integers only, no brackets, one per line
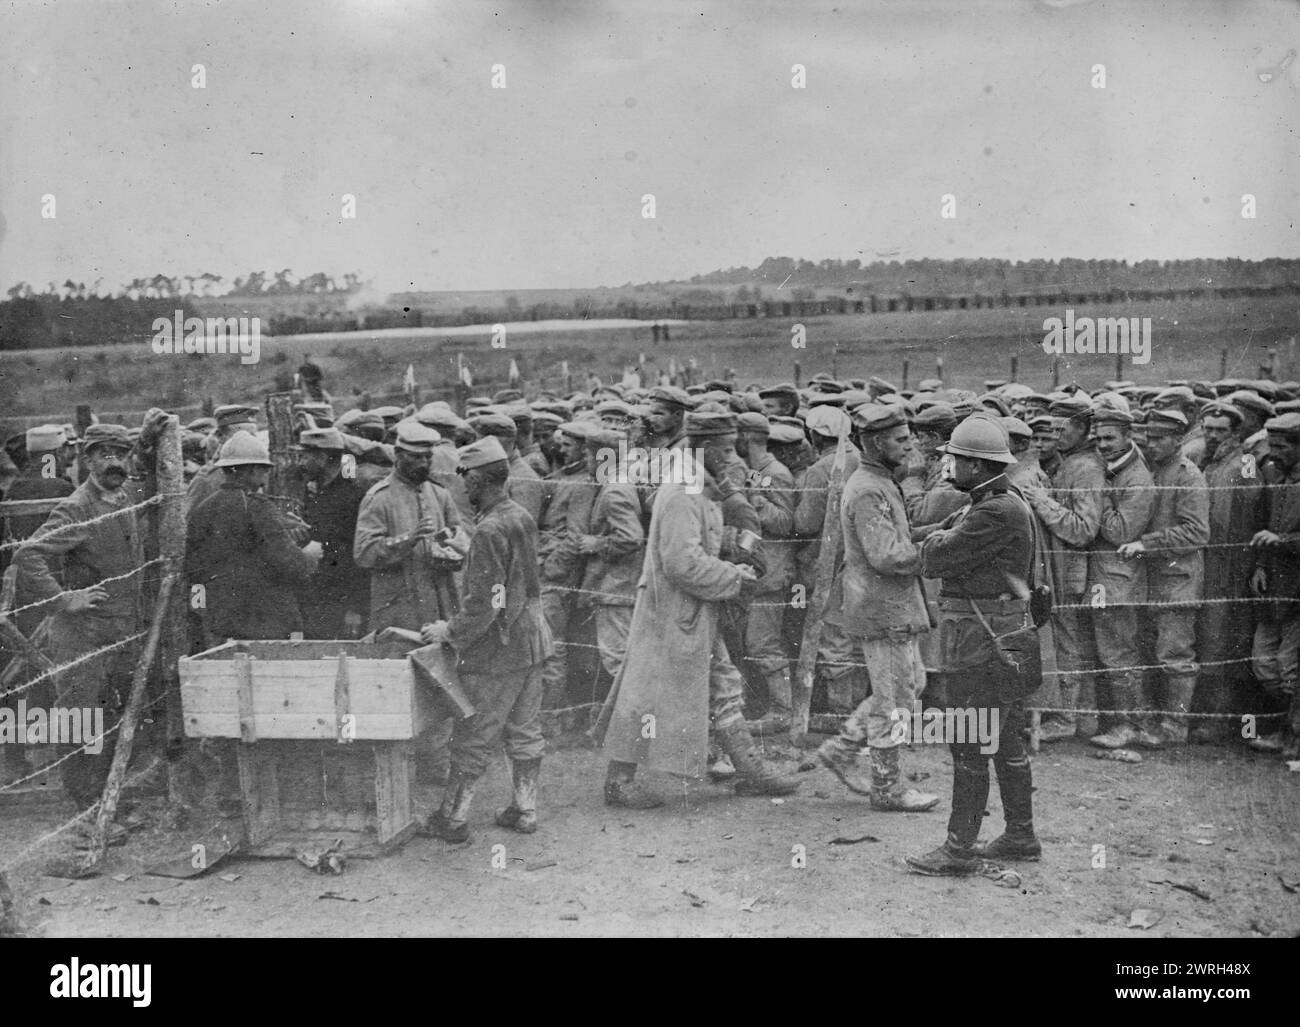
2,731,1298,938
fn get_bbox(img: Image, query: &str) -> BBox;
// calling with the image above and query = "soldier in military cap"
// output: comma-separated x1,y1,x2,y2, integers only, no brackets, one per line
733,412,797,732
1121,408,1209,747
1087,406,1157,749
1247,411,1300,760
1028,414,1060,479
15,424,149,804
419,436,554,841
906,415,1040,875
185,431,323,644
1226,389,1275,469
353,422,468,634
3,426,75,613
758,383,800,419
186,403,259,509
503,403,550,478
298,428,370,639
530,409,565,471
818,405,939,812
469,411,544,524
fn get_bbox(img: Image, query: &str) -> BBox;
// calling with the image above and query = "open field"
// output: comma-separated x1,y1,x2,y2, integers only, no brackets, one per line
3,295,1298,429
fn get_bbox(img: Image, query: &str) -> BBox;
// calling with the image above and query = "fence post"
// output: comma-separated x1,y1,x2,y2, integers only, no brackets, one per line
266,392,301,514
154,417,189,804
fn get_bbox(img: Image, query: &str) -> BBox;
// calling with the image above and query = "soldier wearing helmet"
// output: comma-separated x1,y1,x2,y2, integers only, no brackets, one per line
185,431,322,644
906,414,1042,876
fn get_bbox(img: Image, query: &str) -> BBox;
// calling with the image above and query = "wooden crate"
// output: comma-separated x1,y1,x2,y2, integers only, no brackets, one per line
177,640,461,855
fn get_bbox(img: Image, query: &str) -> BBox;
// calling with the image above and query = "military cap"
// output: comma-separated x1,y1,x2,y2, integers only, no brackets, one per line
1265,412,1300,436
995,415,1029,439
701,379,732,394
1144,408,1189,434
213,404,259,429
1102,380,1135,392
492,388,524,404
1248,379,1280,400
647,385,693,409
838,389,874,410
595,398,634,419
186,416,217,434
979,393,1012,416
805,405,851,439
457,435,509,470
395,422,442,452
585,427,626,449
501,403,534,425
369,406,404,424
867,376,898,397
916,378,944,392
1227,390,1275,421
532,410,564,429
851,404,908,433
768,422,805,445
594,384,627,400
807,392,848,408
347,411,386,433
299,427,347,451
758,382,799,402
1200,401,1244,425
736,411,771,436
1153,386,1195,409
81,423,133,453
1000,383,1036,401
913,403,958,430
1028,414,1057,432
982,379,1008,393
558,419,599,442
531,399,574,418
807,379,844,395
1091,406,1135,427
1092,391,1132,416
1211,378,1245,396
1274,399,1300,415
214,430,271,466
685,410,738,437
1048,394,1091,419
415,404,466,431
951,398,981,420
26,425,66,454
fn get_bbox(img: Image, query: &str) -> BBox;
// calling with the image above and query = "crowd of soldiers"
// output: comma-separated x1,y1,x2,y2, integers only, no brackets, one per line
3,366,1299,865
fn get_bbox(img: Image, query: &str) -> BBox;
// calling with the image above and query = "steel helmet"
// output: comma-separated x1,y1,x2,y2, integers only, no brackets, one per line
214,430,272,467
939,414,1015,464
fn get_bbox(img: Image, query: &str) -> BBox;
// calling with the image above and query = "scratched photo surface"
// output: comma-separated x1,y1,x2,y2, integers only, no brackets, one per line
1,0,1298,939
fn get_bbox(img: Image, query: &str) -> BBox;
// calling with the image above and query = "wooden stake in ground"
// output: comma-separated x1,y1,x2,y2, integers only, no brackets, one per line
790,434,849,743
81,573,176,869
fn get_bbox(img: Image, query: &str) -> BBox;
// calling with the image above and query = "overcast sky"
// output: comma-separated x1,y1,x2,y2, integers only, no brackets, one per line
2,0,1297,293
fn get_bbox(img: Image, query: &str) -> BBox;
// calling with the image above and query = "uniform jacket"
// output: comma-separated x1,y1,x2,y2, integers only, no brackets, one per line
303,472,369,616
537,462,596,585
793,444,859,586
521,442,550,478
594,482,746,777
745,452,795,595
901,455,967,530
1089,443,1155,605
833,457,929,641
1252,462,1300,606
1140,452,1209,602
185,482,315,640
1029,443,1105,598
577,482,645,606
920,475,1034,600
353,472,463,631
446,495,552,676
507,453,545,525
1199,437,1263,659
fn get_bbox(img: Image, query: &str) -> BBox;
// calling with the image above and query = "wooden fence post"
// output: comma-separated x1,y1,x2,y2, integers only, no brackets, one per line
266,392,301,514
154,416,190,803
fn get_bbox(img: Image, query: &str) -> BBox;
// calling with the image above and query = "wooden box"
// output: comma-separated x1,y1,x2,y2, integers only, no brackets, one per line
179,639,445,742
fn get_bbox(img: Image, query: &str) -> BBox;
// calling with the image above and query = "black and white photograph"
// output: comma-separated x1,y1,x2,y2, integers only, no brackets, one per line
1,0,1298,959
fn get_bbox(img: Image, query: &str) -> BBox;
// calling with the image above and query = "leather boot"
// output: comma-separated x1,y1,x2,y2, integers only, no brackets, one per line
906,833,982,876
495,758,541,833
974,754,1040,860
816,734,872,795
745,669,793,734
717,722,801,797
424,771,475,843
867,746,939,812
603,760,664,809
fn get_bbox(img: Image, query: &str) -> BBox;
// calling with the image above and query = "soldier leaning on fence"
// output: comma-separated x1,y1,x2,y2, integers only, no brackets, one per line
298,427,370,640
1020,396,1106,742
1087,406,1158,750
1194,402,1263,742
1124,408,1210,748
791,406,861,713
3,426,75,636
352,422,468,634
1246,411,1300,760
815,404,940,812
594,409,800,809
734,411,798,734
566,427,644,684
906,416,1040,876
14,424,146,806
418,436,554,842
185,431,322,644
535,421,598,706
185,404,259,510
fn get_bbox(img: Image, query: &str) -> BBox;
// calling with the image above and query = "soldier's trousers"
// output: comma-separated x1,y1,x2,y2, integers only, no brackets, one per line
838,634,925,750
708,636,747,731
540,586,573,707
945,662,1033,847
1049,603,1095,726
1093,605,1142,726
1252,611,1300,734
1141,606,1198,721
744,595,790,677
450,664,545,781
594,603,633,680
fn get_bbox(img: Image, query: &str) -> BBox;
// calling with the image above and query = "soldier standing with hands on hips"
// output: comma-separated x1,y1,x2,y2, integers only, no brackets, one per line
907,415,1042,876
